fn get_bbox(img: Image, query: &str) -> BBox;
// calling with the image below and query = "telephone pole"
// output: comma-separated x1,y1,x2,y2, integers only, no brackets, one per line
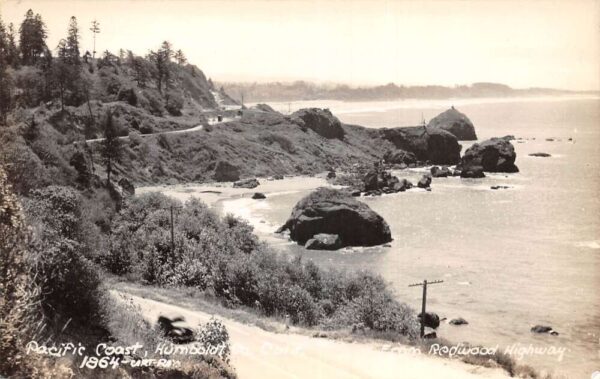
409,279,444,338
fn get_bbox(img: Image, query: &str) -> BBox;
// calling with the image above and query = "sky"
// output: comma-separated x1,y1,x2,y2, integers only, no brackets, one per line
1,0,599,90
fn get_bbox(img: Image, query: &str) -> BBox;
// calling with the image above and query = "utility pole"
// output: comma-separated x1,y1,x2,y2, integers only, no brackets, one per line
160,204,182,264
409,279,444,338
90,20,100,60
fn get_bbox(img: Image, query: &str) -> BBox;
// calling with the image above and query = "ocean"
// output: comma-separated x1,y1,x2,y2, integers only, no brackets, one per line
239,96,600,378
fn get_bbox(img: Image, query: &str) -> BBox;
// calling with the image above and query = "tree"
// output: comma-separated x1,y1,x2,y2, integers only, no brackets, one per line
19,9,47,65
174,49,187,65
65,16,81,65
148,41,174,93
100,111,122,185
0,67,13,125
89,19,100,59
51,39,78,111
6,24,19,67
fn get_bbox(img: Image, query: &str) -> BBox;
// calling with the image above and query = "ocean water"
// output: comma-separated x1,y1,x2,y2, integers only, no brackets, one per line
242,97,600,378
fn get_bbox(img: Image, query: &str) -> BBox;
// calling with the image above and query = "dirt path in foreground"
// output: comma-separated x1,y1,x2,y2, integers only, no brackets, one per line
114,291,510,379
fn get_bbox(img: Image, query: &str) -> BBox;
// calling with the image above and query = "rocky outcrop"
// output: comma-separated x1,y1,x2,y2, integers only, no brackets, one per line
428,107,477,140
305,233,342,250
418,312,440,329
383,149,418,165
277,188,392,248
460,166,485,178
213,161,240,182
531,325,559,336
417,174,432,189
430,166,451,178
233,178,260,188
291,108,345,140
252,192,266,199
460,138,519,173
378,126,461,165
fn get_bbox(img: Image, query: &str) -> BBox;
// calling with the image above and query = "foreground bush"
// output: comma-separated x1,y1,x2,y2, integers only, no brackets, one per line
108,192,419,337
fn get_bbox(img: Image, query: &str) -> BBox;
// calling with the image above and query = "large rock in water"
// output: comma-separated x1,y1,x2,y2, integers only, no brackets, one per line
233,178,260,188
213,161,240,182
378,126,461,165
428,107,477,140
277,188,392,248
460,138,519,173
291,108,345,139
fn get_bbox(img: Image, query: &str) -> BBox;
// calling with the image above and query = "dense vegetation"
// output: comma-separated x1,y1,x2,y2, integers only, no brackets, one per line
104,192,419,335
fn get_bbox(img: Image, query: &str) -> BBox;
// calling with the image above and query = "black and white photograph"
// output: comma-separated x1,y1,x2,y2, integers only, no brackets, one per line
0,1,598,378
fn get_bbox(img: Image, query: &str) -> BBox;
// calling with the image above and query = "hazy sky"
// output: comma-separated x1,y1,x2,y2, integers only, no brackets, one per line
1,0,599,90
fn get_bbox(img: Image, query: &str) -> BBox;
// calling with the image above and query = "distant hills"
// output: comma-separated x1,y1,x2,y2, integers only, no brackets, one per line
220,81,598,103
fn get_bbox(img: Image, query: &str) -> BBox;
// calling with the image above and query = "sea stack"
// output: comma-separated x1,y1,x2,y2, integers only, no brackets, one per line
428,107,478,141
276,188,392,249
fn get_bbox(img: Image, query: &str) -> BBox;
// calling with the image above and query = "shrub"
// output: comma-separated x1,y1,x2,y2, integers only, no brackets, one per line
197,317,231,362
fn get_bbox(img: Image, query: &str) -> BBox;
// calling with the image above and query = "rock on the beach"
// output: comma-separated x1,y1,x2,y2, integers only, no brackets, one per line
383,149,418,165
213,161,241,182
274,174,284,180
378,126,461,165
393,178,413,192
277,188,392,248
529,152,551,157
252,192,266,199
428,107,478,141
460,137,519,173
326,171,337,179
460,166,485,178
233,178,260,189
491,185,510,190
305,233,343,250
291,108,345,140
449,318,469,326
417,174,432,189
418,312,441,329
531,325,559,335
430,166,451,178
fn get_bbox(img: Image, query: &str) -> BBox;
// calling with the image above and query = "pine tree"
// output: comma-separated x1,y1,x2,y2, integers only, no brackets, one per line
148,42,174,93
100,111,122,185
6,24,19,67
18,9,47,65
65,16,81,65
174,49,187,65
89,19,100,59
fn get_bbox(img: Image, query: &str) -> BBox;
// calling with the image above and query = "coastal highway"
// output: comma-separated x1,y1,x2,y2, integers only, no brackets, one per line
84,115,235,144
115,291,510,379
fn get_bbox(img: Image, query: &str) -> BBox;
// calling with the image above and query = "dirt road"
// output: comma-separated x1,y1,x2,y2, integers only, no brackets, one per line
116,291,510,379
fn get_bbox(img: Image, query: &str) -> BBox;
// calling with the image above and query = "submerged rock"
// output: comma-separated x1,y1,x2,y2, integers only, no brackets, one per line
529,152,551,157
291,108,345,140
305,233,342,250
252,192,266,199
277,188,392,248
531,325,559,335
449,317,469,326
428,107,478,140
233,178,260,189
460,137,519,173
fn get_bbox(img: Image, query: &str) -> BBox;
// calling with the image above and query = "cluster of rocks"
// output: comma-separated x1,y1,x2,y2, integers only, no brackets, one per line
457,137,519,178
276,187,392,250
361,168,415,196
233,178,260,189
